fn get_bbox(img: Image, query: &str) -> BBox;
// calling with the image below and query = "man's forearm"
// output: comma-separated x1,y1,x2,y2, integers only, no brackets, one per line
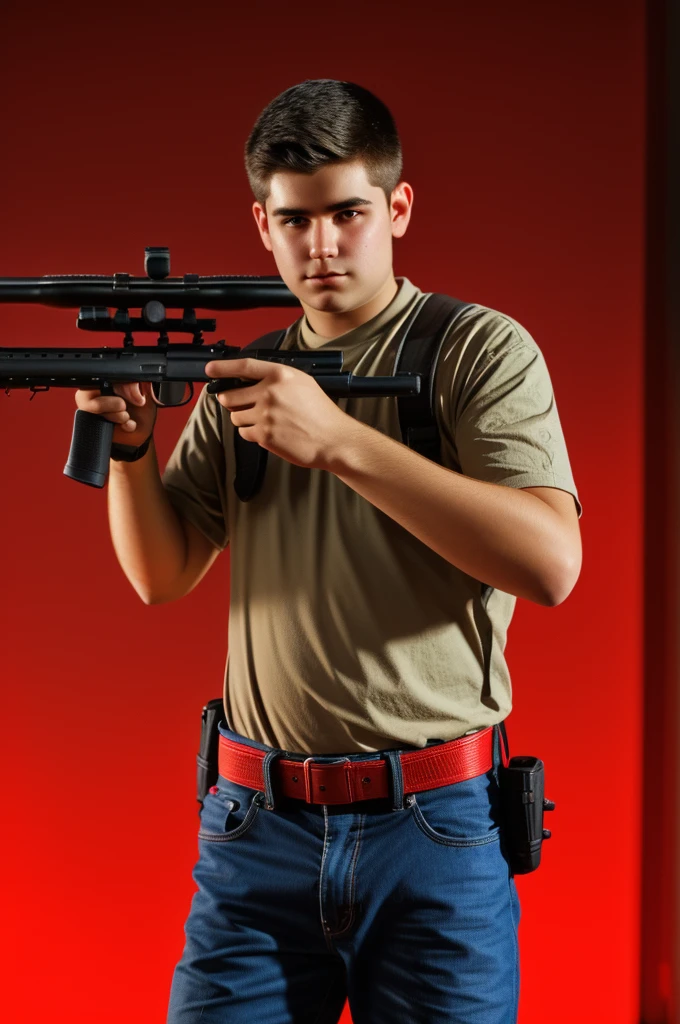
107,440,188,604
325,419,579,606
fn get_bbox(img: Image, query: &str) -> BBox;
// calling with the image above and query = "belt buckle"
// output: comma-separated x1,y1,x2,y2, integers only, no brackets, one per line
302,755,351,804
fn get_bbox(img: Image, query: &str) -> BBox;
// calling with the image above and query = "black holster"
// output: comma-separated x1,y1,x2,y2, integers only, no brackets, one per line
497,723,555,874
197,698,225,806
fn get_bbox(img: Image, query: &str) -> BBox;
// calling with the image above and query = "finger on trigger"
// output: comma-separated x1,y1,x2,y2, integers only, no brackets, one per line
121,383,143,406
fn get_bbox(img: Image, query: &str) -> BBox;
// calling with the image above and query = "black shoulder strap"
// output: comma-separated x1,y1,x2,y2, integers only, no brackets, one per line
398,296,499,701
394,293,473,464
233,329,287,502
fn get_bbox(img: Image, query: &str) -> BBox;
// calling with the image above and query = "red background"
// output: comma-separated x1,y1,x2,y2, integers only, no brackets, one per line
0,2,645,1022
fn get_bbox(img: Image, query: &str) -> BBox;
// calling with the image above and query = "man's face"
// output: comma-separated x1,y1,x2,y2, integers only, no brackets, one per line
252,159,412,317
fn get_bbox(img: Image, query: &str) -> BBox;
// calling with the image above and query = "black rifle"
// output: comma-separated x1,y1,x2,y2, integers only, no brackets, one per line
0,247,421,487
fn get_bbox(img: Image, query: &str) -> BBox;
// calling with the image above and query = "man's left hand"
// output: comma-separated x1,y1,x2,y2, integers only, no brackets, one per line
204,357,352,471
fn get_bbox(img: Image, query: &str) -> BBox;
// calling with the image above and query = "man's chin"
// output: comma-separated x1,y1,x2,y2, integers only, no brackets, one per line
308,294,349,311
299,289,356,314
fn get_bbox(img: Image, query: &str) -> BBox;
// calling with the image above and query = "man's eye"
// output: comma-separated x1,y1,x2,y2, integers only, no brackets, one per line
338,210,360,220
283,217,307,227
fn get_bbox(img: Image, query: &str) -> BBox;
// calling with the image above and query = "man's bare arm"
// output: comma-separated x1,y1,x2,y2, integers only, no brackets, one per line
212,358,581,607
75,382,221,605
324,419,581,607
107,442,221,605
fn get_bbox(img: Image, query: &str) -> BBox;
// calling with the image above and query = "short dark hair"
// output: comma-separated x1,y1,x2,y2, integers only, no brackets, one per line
245,80,403,206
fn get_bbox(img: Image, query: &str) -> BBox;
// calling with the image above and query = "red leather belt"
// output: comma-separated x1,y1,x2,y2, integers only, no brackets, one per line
217,727,495,806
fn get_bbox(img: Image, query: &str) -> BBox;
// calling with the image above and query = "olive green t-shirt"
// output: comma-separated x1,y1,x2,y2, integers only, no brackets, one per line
162,278,581,755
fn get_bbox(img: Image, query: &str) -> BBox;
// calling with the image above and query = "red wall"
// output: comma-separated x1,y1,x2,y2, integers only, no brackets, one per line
0,3,645,1022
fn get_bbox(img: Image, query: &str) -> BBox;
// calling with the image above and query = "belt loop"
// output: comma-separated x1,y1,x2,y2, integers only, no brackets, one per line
262,749,283,810
385,750,405,811
303,757,316,803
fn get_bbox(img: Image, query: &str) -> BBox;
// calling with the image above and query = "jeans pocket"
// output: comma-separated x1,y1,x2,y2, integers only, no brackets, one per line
409,769,502,847
198,780,264,843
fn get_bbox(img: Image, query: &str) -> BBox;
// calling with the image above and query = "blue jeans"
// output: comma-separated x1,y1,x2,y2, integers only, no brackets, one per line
167,725,520,1023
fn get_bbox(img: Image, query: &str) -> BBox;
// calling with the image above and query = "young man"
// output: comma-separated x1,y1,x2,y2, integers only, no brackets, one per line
77,80,581,1023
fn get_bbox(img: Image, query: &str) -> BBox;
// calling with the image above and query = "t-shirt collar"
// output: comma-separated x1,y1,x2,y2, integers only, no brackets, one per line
297,277,420,352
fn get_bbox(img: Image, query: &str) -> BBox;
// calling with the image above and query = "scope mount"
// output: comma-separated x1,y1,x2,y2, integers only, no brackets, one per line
76,246,216,347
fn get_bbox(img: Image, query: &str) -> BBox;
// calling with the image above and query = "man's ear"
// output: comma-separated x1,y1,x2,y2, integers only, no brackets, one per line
390,181,414,239
252,201,274,252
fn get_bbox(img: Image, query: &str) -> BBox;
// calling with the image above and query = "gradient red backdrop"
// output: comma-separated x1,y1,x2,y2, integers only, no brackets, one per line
0,2,645,1022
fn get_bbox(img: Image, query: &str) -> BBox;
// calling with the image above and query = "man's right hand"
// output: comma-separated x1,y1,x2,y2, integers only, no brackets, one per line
75,381,159,449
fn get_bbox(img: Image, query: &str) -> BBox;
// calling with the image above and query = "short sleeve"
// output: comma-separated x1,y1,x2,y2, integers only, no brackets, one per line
162,384,230,549
436,308,582,517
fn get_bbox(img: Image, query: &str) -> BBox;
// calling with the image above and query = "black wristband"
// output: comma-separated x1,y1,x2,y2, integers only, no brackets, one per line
110,434,153,462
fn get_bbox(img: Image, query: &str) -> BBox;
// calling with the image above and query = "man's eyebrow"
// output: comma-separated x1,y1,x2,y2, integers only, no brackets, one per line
272,197,374,217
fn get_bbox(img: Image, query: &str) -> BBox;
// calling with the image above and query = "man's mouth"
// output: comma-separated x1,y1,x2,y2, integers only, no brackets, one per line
306,271,346,279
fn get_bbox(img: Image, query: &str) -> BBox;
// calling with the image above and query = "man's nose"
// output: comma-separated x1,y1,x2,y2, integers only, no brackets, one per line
309,219,339,260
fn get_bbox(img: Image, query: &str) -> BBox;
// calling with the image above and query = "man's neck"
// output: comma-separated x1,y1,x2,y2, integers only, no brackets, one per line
302,275,399,340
